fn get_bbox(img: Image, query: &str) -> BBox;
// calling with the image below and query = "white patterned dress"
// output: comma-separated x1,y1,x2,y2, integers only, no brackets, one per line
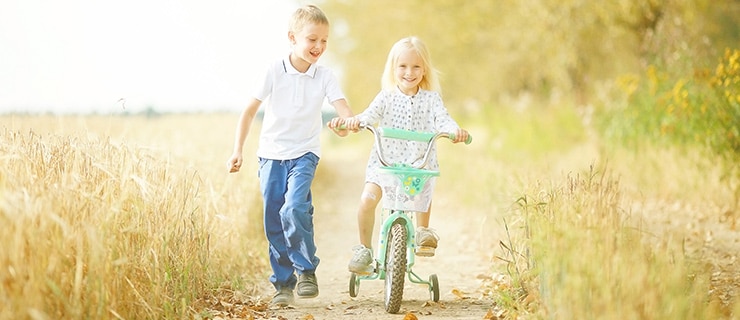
356,87,460,186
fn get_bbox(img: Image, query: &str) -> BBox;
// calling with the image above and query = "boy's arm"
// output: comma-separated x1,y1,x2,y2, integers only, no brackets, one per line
331,98,353,118
328,98,355,137
227,98,262,173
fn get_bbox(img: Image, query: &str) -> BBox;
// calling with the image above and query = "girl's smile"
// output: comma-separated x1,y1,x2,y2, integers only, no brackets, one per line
394,48,425,96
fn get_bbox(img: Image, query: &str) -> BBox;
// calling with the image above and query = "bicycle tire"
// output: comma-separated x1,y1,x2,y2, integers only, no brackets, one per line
429,274,439,302
349,273,359,297
384,220,407,313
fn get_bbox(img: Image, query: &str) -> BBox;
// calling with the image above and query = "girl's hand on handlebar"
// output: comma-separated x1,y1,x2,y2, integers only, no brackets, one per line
342,117,361,131
326,117,360,133
451,128,470,144
327,117,360,136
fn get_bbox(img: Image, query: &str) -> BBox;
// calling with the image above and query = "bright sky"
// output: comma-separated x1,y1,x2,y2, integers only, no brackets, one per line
0,0,298,114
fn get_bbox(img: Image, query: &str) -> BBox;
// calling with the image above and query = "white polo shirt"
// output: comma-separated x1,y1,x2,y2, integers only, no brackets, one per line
252,55,346,160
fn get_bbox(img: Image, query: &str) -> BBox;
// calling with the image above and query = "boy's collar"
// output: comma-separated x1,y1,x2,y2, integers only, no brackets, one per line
282,56,317,78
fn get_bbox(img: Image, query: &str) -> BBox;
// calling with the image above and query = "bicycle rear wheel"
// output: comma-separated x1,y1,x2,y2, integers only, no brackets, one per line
384,220,407,313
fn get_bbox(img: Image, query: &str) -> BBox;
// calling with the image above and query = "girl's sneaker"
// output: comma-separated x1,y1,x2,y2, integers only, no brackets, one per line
348,245,374,275
415,227,439,257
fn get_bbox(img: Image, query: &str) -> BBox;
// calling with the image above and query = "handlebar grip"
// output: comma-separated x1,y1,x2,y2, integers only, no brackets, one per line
335,122,366,131
449,133,473,145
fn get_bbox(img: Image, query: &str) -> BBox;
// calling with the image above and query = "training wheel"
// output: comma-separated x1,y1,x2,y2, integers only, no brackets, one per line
429,274,439,302
349,273,359,297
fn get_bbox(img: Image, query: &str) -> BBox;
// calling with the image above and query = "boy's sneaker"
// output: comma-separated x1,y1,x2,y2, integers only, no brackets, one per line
296,272,319,298
415,227,439,257
348,245,374,275
270,287,294,307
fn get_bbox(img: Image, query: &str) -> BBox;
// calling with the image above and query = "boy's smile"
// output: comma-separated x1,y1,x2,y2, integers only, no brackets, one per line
289,23,329,73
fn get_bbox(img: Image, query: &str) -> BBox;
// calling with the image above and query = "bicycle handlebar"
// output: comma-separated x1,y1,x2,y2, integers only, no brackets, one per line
339,122,472,169
375,127,473,145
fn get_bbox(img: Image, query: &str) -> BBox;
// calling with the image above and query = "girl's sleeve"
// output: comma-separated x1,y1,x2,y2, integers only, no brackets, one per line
431,91,460,132
356,91,386,126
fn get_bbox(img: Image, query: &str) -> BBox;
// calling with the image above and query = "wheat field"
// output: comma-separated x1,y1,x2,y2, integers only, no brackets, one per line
1,114,269,319
1,113,737,319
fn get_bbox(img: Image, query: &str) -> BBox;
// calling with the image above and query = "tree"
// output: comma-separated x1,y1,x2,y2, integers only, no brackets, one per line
318,0,737,115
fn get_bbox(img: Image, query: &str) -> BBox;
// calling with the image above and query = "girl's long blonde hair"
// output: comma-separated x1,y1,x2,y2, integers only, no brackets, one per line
381,36,441,93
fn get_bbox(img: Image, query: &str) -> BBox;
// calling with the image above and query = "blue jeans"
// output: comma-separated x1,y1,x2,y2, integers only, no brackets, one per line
258,152,320,290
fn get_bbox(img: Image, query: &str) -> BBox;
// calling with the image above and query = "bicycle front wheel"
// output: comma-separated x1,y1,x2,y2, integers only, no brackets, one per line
384,220,407,313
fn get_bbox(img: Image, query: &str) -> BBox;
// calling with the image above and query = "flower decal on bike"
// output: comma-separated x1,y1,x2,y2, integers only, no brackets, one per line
403,176,425,195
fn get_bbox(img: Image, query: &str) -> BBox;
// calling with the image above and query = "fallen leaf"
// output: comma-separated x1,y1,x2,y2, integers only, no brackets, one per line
451,288,468,299
483,309,494,319
483,308,499,319
403,312,418,320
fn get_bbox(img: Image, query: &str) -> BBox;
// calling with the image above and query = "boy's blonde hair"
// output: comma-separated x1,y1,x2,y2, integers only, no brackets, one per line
381,36,441,92
289,5,329,34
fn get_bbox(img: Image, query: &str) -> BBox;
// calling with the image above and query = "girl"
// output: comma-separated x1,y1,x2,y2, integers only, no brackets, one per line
329,36,470,275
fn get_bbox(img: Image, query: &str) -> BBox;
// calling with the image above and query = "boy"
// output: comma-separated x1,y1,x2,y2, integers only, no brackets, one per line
226,4,353,307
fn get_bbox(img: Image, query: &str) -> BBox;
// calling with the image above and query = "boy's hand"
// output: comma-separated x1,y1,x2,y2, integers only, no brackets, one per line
227,154,242,173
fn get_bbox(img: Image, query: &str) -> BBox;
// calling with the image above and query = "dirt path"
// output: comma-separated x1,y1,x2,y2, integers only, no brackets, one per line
255,142,495,319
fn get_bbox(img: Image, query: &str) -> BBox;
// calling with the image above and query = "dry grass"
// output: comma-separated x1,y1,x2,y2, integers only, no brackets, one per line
0,114,266,319
523,165,721,319
460,134,740,318
1,113,737,319
429,105,739,319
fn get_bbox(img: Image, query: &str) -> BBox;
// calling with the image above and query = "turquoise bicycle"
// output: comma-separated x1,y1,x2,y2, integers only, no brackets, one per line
347,123,472,314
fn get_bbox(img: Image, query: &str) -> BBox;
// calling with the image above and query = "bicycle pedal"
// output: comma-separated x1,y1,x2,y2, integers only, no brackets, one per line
415,246,436,257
